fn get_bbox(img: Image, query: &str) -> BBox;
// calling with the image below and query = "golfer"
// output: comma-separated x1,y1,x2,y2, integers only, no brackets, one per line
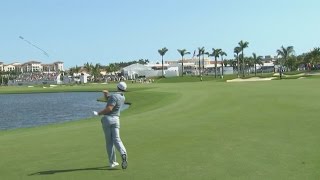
93,81,128,169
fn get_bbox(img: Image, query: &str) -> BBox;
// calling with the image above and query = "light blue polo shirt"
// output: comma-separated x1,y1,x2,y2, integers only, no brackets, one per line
105,92,125,117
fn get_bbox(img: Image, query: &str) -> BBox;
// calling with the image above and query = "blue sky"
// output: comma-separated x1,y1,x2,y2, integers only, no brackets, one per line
1,0,320,69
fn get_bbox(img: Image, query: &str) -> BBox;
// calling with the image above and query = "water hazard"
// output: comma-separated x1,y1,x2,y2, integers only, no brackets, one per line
0,92,129,130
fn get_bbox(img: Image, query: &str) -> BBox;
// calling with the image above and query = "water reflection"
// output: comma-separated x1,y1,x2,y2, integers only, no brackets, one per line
0,92,129,130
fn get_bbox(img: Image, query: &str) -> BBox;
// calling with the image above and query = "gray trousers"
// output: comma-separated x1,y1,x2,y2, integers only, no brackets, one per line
101,115,127,164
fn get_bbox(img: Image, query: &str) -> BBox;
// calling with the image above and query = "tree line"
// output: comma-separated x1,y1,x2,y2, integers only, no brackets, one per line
159,40,320,79
67,59,149,82
2,40,320,84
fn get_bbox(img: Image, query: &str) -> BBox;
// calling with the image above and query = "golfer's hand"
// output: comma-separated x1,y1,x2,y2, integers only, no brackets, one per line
93,111,99,116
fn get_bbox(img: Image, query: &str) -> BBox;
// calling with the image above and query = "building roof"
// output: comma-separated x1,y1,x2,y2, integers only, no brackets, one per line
4,64,15,67
54,61,64,64
145,63,169,68
123,63,152,71
11,62,22,66
23,61,42,64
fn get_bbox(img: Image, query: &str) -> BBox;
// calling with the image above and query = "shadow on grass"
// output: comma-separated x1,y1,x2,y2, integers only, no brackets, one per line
28,166,120,176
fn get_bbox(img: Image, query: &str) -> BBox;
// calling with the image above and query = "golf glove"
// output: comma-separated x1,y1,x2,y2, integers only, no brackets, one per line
93,111,98,116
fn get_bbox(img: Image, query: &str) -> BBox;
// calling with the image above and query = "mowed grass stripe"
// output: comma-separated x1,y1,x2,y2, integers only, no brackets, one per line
0,79,320,179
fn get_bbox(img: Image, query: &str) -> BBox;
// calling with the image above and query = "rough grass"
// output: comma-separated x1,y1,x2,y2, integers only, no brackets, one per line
1,78,320,179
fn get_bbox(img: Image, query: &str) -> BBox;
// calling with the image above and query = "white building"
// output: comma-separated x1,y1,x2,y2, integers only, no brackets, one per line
0,62,4,72
0,60,64,73
22,61,42,72
4,64,16,72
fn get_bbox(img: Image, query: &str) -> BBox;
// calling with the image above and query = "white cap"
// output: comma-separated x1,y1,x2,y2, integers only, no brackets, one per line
117,82,127,91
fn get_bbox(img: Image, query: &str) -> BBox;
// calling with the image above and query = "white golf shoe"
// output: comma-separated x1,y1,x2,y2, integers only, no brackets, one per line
109,162,119,168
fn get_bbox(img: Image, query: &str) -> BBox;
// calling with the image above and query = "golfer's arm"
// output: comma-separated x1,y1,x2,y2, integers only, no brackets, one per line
98,105,114,115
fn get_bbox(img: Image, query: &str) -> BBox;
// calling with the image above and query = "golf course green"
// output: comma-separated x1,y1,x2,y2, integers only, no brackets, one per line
1,77,320,179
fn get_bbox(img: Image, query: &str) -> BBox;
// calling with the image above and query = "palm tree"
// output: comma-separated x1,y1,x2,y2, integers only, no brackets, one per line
285,56,298,71
158,47,168,77
177,49,190,76
296,54,306,70
107,63,120,73
252,53,263,76
312,47,320,65
74,65,81,74
203,52,210,75
106,64,113,73
277,46,294,79
242,57,252,75
197,47,205,76
238,40,249,77
230,59,237,69
306,47,320,69
91,63,101,82
234,47,241,78
68,65,81,81
219,50,227,78
211,48,222,78
84,62,92,75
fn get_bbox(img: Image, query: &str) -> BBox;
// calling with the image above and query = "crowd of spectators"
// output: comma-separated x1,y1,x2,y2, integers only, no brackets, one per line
2,72,154,86
15,72,59,82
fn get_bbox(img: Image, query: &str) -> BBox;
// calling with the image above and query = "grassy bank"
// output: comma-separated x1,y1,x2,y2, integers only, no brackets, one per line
1,78,320,179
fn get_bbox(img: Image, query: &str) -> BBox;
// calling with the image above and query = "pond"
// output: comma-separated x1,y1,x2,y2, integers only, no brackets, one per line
0,92,129,130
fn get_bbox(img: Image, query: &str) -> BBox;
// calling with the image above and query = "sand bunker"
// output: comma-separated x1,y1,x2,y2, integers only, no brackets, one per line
227,77,276,82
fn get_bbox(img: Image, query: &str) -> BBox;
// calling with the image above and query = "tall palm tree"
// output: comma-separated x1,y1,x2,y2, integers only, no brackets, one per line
197,47,205,76
211,48,222,78
238,40,249,77
219,50,227,78
177,49,190,76
158,47,168,77
234,47,241,78
277,46,294,79
252,53,263,76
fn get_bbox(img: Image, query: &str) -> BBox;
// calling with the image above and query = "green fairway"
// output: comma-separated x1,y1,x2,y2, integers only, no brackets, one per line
1,79,320,179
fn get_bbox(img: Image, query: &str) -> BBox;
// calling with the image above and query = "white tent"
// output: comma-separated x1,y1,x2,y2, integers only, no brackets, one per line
122,64,152,79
